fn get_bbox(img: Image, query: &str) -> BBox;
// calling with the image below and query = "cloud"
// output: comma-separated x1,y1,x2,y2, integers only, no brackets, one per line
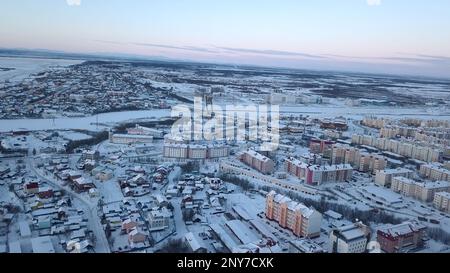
66,0,81,6
133,42,218,53
367,0,381,6
326,53,450,66
216,46,327,59
94,40,127,45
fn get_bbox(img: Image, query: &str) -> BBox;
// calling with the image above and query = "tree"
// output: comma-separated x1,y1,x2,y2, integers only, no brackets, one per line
182,208,194,222
220,174,254,191
158,238,189,253
427,227,450,245
167,202,174,211
32,148,37,156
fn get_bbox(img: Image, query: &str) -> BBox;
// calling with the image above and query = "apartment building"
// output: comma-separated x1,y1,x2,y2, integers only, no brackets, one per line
109,133,153,144
163,144,189,159
376,221,427,253
266,191,322,238
309,138,335,156
331,144,358,165
163,143,229,160
284,157,353,185
329,222,370,253
285,157,309,179
361,117,389,129
420,163,450,182
354,151,387,174
331,144,386,174
240,150,275,174
305,164,353,186
391,177,450,202
375,168,414,187
352,134,442,162
433,192,450,213
127,124,164,138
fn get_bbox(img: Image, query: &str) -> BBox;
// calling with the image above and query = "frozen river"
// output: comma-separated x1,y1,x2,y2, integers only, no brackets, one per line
0,109,171,132
1,105,449,132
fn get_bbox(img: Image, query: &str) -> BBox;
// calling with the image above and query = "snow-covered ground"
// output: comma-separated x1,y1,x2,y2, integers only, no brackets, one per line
0,57,83,82
0,109,170,132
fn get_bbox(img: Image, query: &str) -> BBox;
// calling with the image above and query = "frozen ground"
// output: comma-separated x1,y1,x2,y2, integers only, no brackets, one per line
0,57,83,82
0,109,170,132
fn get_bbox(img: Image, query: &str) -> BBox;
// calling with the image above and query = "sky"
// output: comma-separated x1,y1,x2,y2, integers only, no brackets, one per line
1,0,450,78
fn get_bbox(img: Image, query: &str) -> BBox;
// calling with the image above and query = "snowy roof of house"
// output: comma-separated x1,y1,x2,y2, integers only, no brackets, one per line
31,236,55,253
245,150,271,162
435,191,450,199
324,210,343,220
19,221,31,237
380,168,412,175
289,239,324,253
112,133,153,139
336,224,366,241
8,241,21,253
249,219,275,240
378,222,426,237
225,220,259,245
184,232,205,252
421,181,450,189
210,223,239,251
232,205,254,221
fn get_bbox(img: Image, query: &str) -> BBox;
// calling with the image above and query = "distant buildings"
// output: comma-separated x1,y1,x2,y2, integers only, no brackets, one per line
265,191,322,238
220,161,318,196
391,177,450,202
331,144,387,174
433,192,450,213
375,168,414,187
127,124,164,138
240,150,275,174
419,163,450,182
320,118,348,131
376,221,427,253
109,133,153,145
329,222,370,253
304,164,353,186
284,157,353,185
309,138,335,156
352,134,442,162
163,143,229,161
361,117,389,129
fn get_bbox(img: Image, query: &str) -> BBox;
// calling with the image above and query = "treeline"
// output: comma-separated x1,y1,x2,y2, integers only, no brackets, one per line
157,238,189,253
114,118,176,133
219,174,254,191
65,130,109,153
427,227,450,245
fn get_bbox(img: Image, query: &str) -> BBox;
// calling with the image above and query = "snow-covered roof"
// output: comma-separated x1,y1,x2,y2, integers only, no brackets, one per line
31,236,55,253
378,222,426,237
210,223,239,251
184,232,205,252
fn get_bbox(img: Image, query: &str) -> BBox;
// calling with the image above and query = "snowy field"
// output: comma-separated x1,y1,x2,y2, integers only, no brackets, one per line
0,57,83,82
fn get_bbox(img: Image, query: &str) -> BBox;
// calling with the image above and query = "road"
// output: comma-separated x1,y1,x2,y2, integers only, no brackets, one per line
27,156,111,253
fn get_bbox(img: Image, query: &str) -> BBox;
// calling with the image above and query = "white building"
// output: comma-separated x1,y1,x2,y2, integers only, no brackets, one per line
375,168,414,187
329,222,369,253
109,133,153,144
